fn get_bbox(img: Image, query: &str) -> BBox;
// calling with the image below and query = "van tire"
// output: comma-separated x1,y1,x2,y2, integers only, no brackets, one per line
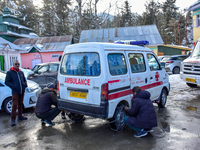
67,113,85,123
109,104,126,132
186,83,197,88
158,89,167,108
172,67,180,74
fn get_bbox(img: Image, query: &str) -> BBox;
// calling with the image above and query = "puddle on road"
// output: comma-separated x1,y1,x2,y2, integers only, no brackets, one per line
160,121,170,132
187,107,197,111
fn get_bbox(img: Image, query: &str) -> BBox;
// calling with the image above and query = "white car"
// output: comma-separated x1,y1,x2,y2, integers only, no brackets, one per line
20,68,34,79
0,71,42,114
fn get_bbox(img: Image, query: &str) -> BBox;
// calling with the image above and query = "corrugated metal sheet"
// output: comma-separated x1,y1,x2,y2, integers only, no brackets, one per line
79,25,163,46
13,35,73,52
0,37,25,51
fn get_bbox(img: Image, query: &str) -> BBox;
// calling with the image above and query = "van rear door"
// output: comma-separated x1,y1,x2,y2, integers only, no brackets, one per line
58,52,103,105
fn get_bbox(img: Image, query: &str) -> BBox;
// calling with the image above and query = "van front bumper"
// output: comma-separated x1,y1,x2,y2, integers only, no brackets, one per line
57,99,108,119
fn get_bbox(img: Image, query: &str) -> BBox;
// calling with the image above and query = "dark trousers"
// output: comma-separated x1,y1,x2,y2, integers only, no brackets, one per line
11,93,24,120
36,107,61,121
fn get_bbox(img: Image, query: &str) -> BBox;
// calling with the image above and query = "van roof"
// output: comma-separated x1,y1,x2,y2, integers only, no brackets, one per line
65,42,152,52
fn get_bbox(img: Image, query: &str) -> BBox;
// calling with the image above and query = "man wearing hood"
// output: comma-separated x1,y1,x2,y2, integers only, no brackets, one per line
124,86,157,138
5,60,28,126
35,82,61,126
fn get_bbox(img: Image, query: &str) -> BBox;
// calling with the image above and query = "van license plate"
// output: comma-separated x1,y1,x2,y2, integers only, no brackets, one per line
186,78,196,83
70,91,87,99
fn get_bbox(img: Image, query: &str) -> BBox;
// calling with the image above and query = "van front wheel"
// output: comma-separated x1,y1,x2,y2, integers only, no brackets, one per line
158,89,167,108
109,105,126,132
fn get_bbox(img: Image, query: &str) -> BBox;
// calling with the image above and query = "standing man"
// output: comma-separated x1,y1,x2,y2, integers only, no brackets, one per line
5,60,28,126
35,83,61,126
124,86,157,138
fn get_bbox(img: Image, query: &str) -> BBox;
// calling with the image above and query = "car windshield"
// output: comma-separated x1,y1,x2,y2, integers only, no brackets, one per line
0,72,6,82
32,65,41,72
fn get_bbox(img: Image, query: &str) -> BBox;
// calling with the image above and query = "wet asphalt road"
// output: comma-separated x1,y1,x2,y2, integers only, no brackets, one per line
0,75,200,150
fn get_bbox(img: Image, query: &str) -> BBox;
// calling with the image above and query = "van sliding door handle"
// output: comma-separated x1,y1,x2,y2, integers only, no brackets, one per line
150,77,153,79
145,78,147,83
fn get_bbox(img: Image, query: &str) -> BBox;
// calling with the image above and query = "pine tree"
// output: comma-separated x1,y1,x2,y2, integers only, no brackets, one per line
120,0,133,27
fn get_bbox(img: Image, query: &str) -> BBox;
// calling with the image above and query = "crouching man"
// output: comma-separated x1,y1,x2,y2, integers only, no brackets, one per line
124,86,157,138
35,83,61,126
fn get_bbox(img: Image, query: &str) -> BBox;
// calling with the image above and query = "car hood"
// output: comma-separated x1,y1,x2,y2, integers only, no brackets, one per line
27,80,40,89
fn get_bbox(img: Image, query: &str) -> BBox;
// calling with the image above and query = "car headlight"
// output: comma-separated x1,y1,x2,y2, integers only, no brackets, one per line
26,87,34,93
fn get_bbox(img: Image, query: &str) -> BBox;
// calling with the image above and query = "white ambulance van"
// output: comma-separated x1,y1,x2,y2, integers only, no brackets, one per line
180,38,200,87
57,42,170,131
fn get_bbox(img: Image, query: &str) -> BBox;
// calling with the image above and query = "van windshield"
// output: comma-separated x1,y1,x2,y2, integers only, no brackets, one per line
60,53,100,76
191,42,200,58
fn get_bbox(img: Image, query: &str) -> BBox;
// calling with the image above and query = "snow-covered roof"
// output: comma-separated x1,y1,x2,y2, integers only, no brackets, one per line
3,22,33,31
0,37,26,51
185,0,200,11
13,35,74,53
79,25,164,46
5,30,39,38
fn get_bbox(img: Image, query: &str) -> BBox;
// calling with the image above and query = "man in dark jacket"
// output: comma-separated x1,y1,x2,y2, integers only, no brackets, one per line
124,86,157,138
35,83,61,126
5,60,28,126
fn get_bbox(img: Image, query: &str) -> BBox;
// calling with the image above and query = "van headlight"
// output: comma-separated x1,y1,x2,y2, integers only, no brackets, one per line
26,87,34,93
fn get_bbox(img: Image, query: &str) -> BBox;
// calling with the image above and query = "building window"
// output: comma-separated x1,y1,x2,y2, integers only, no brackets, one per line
197,14,200,27
10,56,18,67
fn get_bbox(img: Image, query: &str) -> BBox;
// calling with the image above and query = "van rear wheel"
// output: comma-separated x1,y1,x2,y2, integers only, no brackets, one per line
67,113,85,123
158,89,167,108
109,104,126,132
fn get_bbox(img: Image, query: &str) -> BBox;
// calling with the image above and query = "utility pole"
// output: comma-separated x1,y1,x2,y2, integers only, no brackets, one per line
178,21,181,45
174,24,177,45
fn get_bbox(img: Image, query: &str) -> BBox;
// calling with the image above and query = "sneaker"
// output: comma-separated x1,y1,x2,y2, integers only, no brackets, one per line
146,129,153,133
18,116,28,121
44,120,55,126
134,129,147,138
11,120,15,126
61,113,66,119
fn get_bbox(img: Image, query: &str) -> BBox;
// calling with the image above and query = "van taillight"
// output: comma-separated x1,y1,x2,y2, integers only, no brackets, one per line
166,61,174,63
101,83,108,101
57,80,60,97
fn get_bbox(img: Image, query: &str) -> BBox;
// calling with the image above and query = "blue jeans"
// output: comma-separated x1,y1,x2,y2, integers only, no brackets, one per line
36,107,61,121
124,116,142,132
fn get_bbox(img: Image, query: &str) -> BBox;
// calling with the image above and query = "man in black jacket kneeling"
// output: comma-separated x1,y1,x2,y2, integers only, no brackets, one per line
35,83,61,126
124,86,157,138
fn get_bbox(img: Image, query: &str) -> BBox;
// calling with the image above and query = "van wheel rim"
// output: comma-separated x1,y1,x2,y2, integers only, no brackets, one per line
116,109,126,127
161,92,166,105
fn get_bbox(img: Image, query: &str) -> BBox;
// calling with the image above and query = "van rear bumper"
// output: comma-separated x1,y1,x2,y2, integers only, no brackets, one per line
57,99,108,119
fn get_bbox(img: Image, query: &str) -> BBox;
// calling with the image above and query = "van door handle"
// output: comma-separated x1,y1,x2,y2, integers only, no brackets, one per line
145,78,147,83
150,77,153,80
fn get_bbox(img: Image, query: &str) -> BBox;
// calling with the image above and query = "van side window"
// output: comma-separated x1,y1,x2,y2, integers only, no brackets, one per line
147,54,160,71
108,53,127,75
60,53,100,76
128,53,146,73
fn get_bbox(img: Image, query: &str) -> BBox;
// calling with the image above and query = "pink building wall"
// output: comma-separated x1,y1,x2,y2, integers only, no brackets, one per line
21,51,63,69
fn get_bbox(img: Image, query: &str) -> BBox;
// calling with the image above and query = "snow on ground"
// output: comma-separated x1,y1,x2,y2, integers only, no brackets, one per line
168,74,200,101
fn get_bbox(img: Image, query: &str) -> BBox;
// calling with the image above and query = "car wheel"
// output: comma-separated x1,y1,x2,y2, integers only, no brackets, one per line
67,113,85,123
3,98,13,115
158,89,167,108
109,104,126,132
186,83,197,88
172,67,180,74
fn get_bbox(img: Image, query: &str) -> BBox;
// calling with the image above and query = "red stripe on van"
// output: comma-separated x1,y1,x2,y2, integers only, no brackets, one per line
140,81,163,90
108,80,120,83
109,89,131,100
108,81,163,100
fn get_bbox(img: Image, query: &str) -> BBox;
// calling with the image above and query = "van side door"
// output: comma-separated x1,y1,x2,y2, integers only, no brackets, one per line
106,52,131,103
146,53,163,99
126,52,150,98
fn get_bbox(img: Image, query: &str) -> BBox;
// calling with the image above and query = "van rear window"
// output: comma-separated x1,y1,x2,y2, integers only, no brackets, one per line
60,53,100,76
